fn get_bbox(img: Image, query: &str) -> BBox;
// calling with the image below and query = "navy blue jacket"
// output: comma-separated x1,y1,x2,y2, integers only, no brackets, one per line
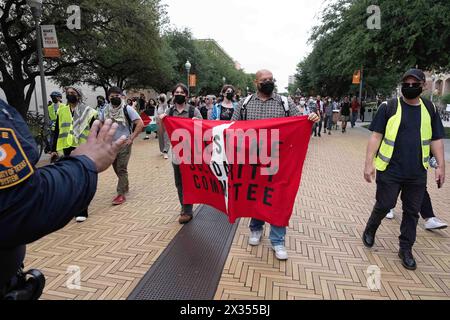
0,99,98,249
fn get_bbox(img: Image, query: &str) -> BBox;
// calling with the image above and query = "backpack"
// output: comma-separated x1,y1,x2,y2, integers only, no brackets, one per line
168,105,195,118
384,97,436,120
240,95,290,120
123,105,137,134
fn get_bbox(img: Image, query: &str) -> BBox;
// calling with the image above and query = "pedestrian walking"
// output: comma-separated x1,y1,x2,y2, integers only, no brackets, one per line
231,69,320,260
362,69,446,270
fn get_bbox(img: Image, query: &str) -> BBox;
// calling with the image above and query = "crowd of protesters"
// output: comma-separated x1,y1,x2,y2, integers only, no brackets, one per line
42,70,446,264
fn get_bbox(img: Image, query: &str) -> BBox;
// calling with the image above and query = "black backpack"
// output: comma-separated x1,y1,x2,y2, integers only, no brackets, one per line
384,97,436,120
123,106,137,133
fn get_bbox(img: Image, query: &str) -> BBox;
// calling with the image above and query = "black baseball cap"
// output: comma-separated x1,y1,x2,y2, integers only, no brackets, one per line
402,69,426,82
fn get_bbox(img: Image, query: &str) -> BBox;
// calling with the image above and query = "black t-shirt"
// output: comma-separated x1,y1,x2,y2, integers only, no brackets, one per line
341,102,351,116
219,106,234,121
369,98,445,179
145,106,155,117
199,106,209,120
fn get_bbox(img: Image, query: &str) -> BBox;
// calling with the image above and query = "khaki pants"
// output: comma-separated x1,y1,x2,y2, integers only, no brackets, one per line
113,144,132,195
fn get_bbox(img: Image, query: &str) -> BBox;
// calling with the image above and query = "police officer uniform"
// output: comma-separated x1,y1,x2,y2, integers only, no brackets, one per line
0,98,98,298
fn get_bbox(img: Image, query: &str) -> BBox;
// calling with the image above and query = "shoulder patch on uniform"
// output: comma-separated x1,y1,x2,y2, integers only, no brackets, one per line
0,128,34,189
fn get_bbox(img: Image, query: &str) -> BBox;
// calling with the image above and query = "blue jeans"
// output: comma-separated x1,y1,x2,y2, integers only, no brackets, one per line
351,112,358,127
249,218,286,246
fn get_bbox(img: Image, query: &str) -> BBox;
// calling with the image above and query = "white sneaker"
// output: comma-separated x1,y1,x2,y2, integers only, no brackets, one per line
249,230,263,246
163,153,169,160
272,245,288,260
75,216,87,223
425,217,448,230
386,209,395,219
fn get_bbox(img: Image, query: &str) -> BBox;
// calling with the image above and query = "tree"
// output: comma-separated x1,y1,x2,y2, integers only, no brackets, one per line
51,0,171,97
162,29,254,97
0,0,168,116
295,0,450,98
0,0,81,117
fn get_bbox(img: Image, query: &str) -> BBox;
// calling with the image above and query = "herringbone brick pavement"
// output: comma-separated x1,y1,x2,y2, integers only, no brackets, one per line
27,134,186,300
25,126,450,300
214,126,450,301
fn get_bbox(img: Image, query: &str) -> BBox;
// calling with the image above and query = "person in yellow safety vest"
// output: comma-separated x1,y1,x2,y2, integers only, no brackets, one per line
48,91,65,131
362,69,446,271
48,92,67,162
50,86,98,223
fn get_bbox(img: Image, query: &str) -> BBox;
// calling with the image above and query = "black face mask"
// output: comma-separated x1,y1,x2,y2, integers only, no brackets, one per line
66,94,78,104
226,92,234,100
159,98,165,103
402,86,423,100
259,81,275,95
110,97,122,106
97,100,104,106
174,95,186,105
51,97,59,104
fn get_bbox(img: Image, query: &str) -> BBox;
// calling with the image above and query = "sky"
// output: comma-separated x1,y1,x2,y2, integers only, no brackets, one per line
162,0,327,92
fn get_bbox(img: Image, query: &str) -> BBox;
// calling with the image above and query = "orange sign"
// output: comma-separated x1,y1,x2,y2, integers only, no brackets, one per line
43,48,61,58
189,74,197,87
352,70,361,84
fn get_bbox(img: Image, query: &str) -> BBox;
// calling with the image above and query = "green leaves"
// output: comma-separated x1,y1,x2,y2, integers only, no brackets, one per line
296,0,450,97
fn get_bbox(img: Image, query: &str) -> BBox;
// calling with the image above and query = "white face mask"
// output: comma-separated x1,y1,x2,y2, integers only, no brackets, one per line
300,100,306,106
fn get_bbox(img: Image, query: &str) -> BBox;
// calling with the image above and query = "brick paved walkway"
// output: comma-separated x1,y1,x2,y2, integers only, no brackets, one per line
26,126,450,300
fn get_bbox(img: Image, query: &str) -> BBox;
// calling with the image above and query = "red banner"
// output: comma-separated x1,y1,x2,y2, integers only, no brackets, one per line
163,116,313,227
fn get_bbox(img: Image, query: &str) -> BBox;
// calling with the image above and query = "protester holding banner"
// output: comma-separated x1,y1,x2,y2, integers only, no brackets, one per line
231,69,320,260
159,83,203,224
211,85,238,121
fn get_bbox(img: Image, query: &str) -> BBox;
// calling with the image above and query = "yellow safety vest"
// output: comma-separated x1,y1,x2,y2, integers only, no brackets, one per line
49,103,66,131
56,105,97,151
375,98,432,172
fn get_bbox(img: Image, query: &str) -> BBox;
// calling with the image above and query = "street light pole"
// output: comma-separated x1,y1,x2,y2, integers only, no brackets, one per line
28,0,49,132
359,66,364,105
185,60,191,98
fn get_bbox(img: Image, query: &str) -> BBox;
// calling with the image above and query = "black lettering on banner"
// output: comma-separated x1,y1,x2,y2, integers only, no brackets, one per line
211,178,219,193
190,165,196,171
247,184,257,201
224,163,230,176
264,187,274,206
219,180,226,196
251,164,259,180
202,176,209,190
212,162,222,177
193,175,201,189
234,183,242,200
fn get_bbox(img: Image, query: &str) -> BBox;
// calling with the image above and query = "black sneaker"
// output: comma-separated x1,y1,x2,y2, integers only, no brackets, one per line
398,250,417,270
362,226,376,248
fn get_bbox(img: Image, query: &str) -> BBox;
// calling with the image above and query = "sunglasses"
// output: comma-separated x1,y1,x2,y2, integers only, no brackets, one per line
402,83,421,88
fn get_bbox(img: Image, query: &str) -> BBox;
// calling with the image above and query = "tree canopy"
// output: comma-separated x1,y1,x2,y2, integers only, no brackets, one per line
0,0,254,116
295,0,450,98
